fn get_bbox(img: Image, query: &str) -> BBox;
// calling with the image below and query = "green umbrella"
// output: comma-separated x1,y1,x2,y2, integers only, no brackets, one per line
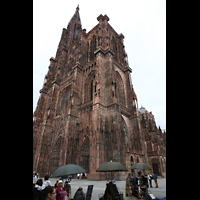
131,162,151,170
96,161,128,172
51,164,86,178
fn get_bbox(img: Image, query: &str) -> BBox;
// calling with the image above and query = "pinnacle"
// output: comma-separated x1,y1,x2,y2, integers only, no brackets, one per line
76,4,79,10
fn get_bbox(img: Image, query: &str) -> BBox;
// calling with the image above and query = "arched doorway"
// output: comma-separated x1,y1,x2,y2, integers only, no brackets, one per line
80,136,90,172
152,158,160,175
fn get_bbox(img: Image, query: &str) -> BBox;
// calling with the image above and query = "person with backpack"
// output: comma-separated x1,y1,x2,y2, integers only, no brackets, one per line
153,172,158,188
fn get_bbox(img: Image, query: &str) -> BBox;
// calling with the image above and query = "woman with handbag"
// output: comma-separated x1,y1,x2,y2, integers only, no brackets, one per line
56,180,68,200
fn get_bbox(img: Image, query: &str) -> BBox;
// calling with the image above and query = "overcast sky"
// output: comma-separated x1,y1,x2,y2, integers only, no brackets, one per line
33,0,166,130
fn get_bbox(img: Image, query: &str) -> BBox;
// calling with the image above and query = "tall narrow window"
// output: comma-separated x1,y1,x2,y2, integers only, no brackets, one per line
115,82,117,97
112,36,117,61
91,80,93,100
95,82,97,96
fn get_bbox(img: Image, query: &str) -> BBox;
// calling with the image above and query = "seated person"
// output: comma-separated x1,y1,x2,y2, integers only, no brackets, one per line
141,175,148,187
140,175,148,195
74,187,85,200
104,181,120,199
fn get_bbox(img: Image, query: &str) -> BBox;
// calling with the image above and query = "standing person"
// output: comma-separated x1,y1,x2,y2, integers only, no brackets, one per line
77,173,80,180
132,174,138,189
33,172,38,187
33,179,43,200
148,173,152,188
36,174,52,191
153,172,158,188
138,169,141,177
56,180,68,200
43,175,52,188
131,174,140,198
55,180,59,189
112,173,116,183
125,173,132,197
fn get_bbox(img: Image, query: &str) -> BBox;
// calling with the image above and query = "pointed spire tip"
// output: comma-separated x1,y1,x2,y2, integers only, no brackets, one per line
76,4,79,10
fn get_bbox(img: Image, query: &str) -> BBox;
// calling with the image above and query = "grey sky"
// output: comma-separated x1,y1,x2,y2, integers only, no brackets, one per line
33,0,166,130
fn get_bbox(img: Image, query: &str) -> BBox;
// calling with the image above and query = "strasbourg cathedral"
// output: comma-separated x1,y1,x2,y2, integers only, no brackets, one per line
33,6,166,180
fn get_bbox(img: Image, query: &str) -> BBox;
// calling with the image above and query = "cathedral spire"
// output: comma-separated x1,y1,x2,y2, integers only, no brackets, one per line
73,4,81,21
56,6,83,57
67,5,82,42
68,5,81,27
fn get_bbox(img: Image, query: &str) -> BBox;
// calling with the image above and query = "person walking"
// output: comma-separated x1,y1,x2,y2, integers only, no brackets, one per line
153,172,158,188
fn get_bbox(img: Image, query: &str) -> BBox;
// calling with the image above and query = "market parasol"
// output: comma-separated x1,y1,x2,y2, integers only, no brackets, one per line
131,162,151,170
96,160,128,172
51,164,86,178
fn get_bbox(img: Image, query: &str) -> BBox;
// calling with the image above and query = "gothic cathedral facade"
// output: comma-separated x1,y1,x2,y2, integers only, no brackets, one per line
33,6,166,180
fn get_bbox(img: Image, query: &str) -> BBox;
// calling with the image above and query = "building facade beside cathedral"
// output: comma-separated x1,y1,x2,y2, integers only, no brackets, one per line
33,6,166,180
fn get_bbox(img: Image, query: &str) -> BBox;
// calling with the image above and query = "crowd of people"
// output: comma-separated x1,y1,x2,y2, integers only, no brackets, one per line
126,172,159,199
33,171,158,200
33,172,86,200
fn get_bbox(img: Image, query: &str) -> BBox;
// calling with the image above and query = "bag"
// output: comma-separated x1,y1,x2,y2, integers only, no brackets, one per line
64,195,68,200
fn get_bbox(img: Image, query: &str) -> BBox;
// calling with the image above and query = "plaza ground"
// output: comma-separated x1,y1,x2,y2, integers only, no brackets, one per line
46,177,166,199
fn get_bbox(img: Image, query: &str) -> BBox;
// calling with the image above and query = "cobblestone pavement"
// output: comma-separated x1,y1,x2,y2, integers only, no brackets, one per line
47,177,166,199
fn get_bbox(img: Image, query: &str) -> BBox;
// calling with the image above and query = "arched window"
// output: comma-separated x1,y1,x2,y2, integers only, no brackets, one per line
130,156,133,162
